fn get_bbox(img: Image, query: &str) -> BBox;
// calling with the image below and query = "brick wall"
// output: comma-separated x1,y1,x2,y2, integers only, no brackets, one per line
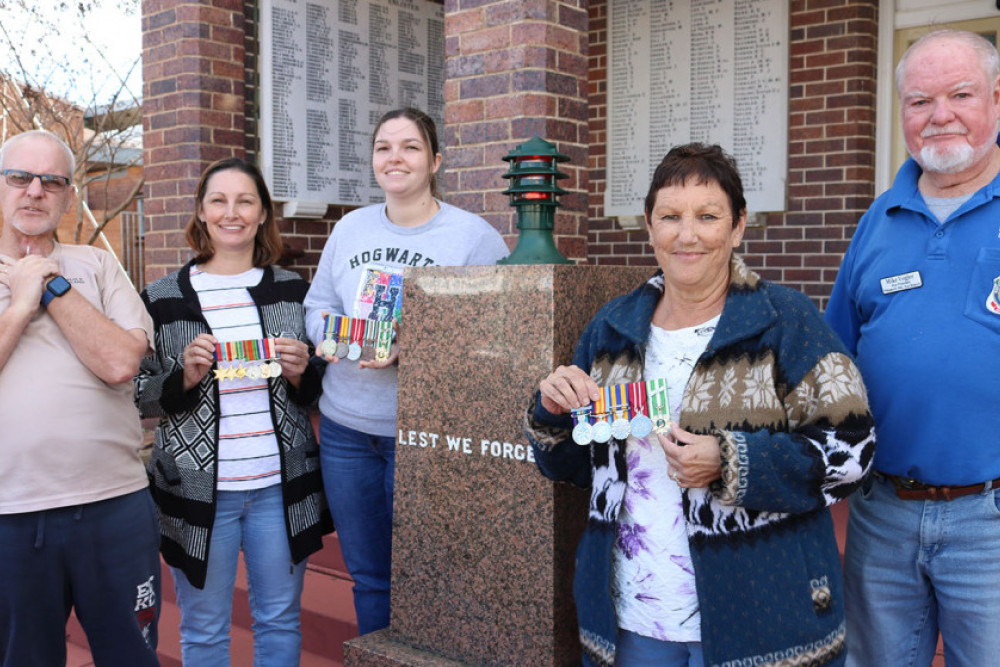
142,0,250,282
443,0,589,261
585,1,657,270
141,0,369,283
145,0,880,303
586,0,880,308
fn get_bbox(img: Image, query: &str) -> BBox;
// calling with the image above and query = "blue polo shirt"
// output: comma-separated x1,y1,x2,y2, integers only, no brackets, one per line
826,139,1000,485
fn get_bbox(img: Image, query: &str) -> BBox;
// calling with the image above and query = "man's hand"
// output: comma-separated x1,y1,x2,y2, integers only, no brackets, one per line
0,254,59,315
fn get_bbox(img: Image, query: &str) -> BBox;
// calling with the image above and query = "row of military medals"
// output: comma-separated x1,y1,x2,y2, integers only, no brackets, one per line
214,338,282,381
571,379,672,445
320,314,393,363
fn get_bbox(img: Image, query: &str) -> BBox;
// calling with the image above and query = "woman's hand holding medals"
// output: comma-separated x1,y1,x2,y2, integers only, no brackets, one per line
358,319,398,370
538,365,600,415
274,337,310,387
319,311,398,369
183,333,218,391
539,364,721,489
182,333,307,390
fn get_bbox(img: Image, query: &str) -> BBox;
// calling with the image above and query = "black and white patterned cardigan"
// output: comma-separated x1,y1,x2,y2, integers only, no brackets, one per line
134,260,332,589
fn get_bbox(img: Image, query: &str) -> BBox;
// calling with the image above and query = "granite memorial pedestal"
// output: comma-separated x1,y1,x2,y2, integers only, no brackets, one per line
344,264,652,666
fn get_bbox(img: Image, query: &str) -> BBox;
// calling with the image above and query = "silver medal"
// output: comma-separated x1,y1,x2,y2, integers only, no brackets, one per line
321,338,338,357
572,421,593,445
592,419,612,443
630,414,653,438
610,416,631,441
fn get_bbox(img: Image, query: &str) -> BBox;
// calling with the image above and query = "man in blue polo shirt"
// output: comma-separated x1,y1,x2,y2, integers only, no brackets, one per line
827,29,1000,667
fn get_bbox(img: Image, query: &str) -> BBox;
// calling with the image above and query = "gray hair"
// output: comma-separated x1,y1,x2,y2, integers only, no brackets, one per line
0,129,76,177
896,30,1000,94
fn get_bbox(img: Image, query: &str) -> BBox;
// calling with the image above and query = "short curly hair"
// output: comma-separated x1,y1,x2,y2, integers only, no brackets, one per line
644,143,746,227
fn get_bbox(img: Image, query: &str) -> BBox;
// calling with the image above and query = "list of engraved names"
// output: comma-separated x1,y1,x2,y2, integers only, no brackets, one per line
605,0,787,216
262,0,445,207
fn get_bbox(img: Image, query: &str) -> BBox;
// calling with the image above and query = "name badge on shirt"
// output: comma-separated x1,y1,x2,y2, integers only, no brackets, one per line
880,271,922,294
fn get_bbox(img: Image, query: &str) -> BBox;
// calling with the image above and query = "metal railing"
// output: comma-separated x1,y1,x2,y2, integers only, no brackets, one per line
119,209,144,291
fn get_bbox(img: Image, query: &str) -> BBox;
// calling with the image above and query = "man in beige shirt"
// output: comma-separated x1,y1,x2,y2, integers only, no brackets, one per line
0,130,160,666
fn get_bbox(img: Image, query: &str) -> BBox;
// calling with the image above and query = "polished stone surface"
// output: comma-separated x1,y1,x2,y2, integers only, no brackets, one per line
345,265,653,666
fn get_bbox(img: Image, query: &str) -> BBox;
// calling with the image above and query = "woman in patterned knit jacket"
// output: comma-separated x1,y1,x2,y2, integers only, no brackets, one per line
525,144,875,667
135,158,331,666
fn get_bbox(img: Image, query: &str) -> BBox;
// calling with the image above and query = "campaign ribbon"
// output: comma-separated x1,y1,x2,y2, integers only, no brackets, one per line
608,383,631,440
645,377,671,433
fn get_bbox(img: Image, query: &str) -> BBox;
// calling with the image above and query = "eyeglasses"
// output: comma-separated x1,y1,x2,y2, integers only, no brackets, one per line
1,169,72,193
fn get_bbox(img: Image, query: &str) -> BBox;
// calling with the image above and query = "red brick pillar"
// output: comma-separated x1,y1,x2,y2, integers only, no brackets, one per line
141,0,248,283
749,0,879,308
444,1,590,262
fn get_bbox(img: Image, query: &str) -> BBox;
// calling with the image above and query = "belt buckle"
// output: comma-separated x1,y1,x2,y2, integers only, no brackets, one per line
896,477,921,490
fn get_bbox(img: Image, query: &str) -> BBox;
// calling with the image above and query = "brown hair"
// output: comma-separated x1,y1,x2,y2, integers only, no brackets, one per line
372,107,441,198
185,157,282,267
644,143,746,228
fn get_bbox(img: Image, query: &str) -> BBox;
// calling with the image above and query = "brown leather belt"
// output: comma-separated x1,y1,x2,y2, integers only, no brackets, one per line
882,473,1000,501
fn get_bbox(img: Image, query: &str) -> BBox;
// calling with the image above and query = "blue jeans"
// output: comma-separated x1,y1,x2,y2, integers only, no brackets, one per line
844,474,1000,667
0,488,161,667
319,415,395,635
614,629,704,667
171,485,307,667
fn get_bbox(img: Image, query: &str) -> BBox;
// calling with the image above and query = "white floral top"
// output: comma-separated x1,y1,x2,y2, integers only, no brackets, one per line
611,316,718,642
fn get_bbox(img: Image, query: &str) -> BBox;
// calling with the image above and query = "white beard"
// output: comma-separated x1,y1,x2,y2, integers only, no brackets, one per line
916,137,993,174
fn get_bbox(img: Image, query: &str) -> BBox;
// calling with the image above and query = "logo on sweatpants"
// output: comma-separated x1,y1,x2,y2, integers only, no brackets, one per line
134,575,157,645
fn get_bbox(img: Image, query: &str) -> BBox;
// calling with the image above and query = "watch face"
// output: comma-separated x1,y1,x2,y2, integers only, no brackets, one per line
47,275,71,296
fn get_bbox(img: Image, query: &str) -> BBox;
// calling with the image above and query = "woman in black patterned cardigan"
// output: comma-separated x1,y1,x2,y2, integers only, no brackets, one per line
134,157,331,666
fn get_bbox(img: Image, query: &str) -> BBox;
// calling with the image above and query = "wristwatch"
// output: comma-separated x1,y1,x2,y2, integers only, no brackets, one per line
41,275,71,308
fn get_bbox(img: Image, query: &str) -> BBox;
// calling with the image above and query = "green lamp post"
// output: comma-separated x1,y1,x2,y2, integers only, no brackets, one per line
497,136,573,265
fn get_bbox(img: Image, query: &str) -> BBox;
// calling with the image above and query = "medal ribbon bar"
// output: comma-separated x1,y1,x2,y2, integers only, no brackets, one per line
569,378,671,445
213,337,280,382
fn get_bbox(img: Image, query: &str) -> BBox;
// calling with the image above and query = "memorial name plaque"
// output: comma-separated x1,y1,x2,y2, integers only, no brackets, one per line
260,0,445,210
604,0,788,217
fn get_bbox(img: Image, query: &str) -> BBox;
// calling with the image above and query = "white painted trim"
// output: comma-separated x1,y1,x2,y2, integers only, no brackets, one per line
876,0,897,196
895,0,998,29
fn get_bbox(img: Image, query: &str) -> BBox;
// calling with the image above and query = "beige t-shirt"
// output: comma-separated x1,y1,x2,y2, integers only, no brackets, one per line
0,243,154,514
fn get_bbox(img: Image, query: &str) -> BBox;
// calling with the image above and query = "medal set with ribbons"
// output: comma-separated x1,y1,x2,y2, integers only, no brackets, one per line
570,379,672,445
320,314,393,363
213,338,282,382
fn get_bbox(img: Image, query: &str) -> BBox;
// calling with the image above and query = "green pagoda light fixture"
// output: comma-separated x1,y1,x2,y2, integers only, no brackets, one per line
497,136,573,265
